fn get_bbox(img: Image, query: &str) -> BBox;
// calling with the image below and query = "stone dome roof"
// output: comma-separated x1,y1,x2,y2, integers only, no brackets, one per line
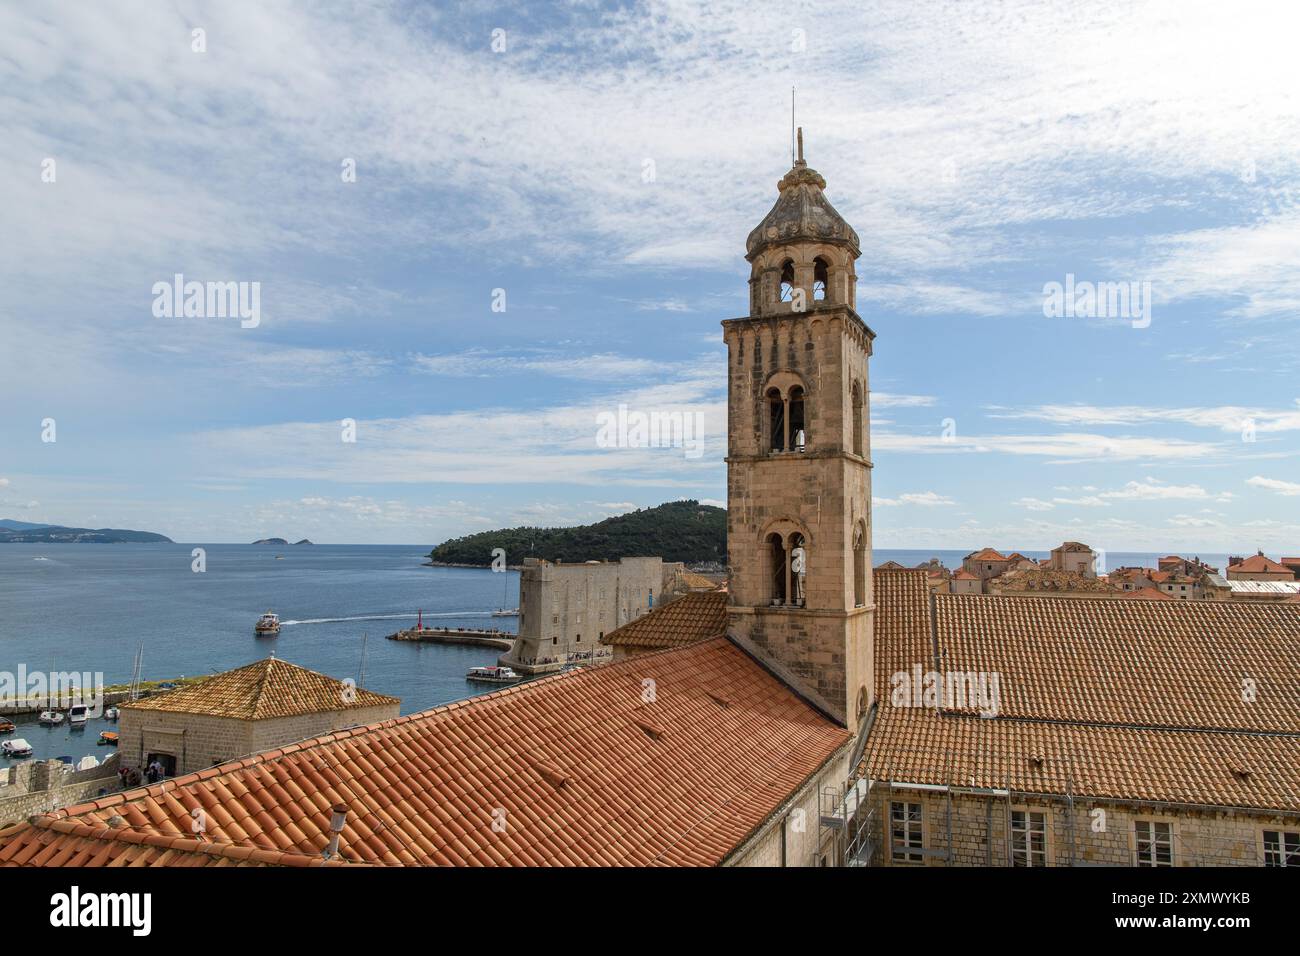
745,139,860,261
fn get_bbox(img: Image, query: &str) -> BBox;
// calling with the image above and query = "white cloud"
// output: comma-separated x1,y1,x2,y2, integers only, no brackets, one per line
1246,475,1300,496
872,392,938,408
873,491,955,507
874,431,1218,462
1097,478,1231,502
988,402,1300,435
411,349,670,383
1015,497,1055,512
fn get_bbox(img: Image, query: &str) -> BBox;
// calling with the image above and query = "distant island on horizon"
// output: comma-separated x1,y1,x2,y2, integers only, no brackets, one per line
252,538,314,546
0,519,172,544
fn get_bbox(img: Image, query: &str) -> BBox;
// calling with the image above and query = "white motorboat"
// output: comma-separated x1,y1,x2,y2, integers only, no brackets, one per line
2,738,33,758
68,704,88,726
38,710,64,725
466,665,522,684
104,706,119,720
255,610,281,636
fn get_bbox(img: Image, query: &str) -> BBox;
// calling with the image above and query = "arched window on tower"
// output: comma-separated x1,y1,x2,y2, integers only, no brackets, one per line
813,257,829,301
790,534,807,607
779,259,795,303
853,522,867,608
851,381,864,457
768,533,787,605
768,387,786,452
789,386,806,451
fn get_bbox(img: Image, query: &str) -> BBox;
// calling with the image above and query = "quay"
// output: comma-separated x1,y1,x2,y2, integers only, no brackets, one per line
385,626,515,650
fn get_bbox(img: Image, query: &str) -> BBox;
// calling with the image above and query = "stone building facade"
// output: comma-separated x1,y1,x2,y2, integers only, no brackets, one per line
501,556,680,673
868,789,1298,867
119,657,399,777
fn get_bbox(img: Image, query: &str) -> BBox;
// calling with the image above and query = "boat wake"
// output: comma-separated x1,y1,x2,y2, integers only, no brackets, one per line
280,611,492,626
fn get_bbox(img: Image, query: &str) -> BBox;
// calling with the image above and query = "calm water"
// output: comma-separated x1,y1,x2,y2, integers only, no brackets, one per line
0,544,518,762
0,542,1227,763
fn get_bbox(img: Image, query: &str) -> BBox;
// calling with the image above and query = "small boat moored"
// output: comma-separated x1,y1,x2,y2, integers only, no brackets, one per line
68,704,89,726
38,710,64,725
0,718,14,734
2,739,33,758
104,706,119,721
466,665,522,684
98,731,119,746
255,610,281,636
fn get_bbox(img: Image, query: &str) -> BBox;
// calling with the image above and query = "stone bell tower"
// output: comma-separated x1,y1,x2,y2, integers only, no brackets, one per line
723,130,875,729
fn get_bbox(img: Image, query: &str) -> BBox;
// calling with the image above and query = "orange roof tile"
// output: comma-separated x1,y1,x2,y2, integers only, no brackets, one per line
863,569,1300,811
988,568,1117,594
1228,554,1292,574
601,590,727,649
1122,586,1175,601
3,638,848,867
677,570,723,590
965,548,1007,562
121,657,399,720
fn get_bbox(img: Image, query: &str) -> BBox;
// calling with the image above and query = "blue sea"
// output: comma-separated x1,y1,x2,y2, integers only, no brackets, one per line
0,544,518,763
0,542,1229,763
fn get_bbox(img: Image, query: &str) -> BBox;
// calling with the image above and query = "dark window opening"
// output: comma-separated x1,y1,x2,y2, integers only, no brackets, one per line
769,533,787,605
854,524,867,608
789,386,806,451
813,257,828,301
790,533,806,607
852,382,864,457
768,388,785,452
779,259,795,302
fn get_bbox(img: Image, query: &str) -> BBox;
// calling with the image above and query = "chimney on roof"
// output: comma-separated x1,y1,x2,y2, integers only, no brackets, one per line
322,804,348,860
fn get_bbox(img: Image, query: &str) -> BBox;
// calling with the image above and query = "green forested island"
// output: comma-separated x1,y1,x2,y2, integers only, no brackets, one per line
428,500,727,566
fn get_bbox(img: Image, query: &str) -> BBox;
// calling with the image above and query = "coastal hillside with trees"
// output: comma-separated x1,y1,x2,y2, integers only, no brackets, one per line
428,500,727,566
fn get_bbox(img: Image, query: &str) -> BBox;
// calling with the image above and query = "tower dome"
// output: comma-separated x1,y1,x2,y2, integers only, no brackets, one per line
745,130,860,262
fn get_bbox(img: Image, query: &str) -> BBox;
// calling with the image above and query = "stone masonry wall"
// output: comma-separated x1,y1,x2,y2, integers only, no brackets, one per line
871,789,1295,866
121,702,401,777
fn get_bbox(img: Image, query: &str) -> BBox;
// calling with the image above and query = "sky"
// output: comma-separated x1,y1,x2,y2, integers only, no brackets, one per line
1,0,1298,551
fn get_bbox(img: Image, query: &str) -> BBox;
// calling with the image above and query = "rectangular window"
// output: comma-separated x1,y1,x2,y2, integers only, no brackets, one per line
890,801,924,863
1010,810,1048,867
1263,830,1300,867
1134,820,1174,866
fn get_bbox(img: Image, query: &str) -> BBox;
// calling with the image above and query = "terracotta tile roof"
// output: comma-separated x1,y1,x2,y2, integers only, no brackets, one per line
121,657,399,720
601,590,727,649
988,568,1117,594
965,548,1007,562
1228,554,1292,574
1122,586,1175,600
3,638,848,867
863,570,1300,811
677,570,724,590
0,819,346,867
951,570,978,581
